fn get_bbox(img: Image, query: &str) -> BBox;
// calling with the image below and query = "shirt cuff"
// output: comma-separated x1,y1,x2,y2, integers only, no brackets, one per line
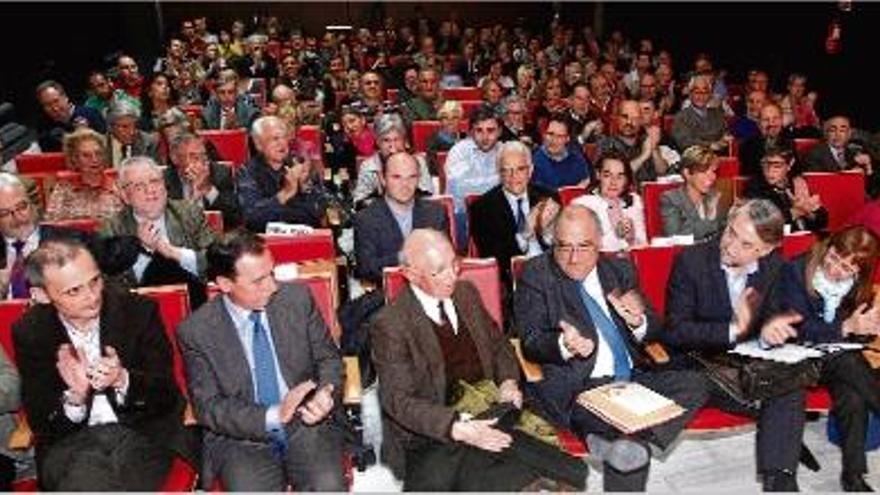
558,333,574,361
265,404,282,432
114,369,130,405
63,393,87,423
631,318,648,342
729,322,740,344
178,248,199,276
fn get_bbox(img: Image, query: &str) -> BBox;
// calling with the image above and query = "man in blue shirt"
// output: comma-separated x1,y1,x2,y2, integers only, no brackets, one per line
531,116,592,191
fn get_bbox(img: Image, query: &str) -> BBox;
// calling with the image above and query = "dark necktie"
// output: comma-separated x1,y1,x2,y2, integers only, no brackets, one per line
576,284,632,380
9,240,28,299
515,198,527,234
438,300,449,327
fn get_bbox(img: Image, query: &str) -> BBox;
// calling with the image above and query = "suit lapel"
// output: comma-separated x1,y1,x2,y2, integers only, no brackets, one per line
164,203,188,247
212,298,257,397
265,296,295,388
378,200,405,248
400,287,447,398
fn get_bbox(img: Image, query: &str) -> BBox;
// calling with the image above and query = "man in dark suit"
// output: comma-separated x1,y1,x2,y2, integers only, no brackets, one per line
739,103,795,178
201,77,261,131
165,133,242,230
353,151,447,285
663,199,807,491
35,80,106,152
177,231,345,491
804,115,879,198
0,172,137,299
514,204,708,491
106,100,159,168
371,229,551,491
100,156,217,307
471,140,558,288
13,238,191,490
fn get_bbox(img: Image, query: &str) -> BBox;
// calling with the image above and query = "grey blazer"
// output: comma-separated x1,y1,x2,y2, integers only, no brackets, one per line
659,186,726,242
177,283,343,483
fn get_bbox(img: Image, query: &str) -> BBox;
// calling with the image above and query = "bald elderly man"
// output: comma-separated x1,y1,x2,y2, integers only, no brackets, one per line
371,229,587,490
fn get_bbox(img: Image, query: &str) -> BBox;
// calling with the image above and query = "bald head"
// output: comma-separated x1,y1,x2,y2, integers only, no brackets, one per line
401,229,457,299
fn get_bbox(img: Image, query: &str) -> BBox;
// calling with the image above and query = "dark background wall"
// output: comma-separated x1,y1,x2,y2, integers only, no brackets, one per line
2,2,876,130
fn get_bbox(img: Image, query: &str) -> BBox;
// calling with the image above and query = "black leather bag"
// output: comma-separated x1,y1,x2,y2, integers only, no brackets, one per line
691,352,821,407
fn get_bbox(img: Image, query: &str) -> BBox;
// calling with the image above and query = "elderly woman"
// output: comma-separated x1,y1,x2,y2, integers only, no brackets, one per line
572,151,647,251
743,145,828,233
660,145,726,240
352,113,434,207
107,99,160,168
764,226,880,491
426,100,466,176
45,128,124,221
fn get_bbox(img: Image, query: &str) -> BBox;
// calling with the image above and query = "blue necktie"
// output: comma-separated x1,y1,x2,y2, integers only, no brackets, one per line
9,241,28,299
250,311,287,457
576,285,632,380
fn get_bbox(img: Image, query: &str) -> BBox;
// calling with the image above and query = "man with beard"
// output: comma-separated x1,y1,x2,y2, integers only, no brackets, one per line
597,100,669,186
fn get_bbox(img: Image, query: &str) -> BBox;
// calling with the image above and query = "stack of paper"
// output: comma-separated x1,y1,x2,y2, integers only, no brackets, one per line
577,382,685,434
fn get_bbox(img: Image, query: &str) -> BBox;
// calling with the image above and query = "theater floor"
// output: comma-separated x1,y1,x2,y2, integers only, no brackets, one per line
352,413,880,492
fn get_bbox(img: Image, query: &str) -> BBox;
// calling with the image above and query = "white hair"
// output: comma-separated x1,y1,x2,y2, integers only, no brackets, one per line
118,155,164,186
251,115,288,141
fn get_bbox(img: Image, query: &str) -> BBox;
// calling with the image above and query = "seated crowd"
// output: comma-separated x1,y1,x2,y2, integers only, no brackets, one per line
1,11,880,493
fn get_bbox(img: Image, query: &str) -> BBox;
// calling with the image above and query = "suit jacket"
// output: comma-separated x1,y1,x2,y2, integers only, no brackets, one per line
12,287,190,464
99,199,217,282
738,133,795,178
671,106,727,151
513,253,661,427
663,239,784,352
370,282,519,479
201,95,260,131
165,161,242,230
804,142,847,172
177,283,342,481
659,187,726,241
108,132,159,168
743,177,828,232
470,184,556,285
353,198,448,284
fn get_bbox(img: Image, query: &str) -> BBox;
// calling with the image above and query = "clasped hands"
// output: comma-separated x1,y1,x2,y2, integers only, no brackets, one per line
279,380,335,426
57,344,128,404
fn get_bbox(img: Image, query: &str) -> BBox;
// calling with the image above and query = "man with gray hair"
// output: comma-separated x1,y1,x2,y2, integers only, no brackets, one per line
471,140,558,291
165,133,241,229
352,113,433,207
101,156,216,306
663,198,808,491
499,95,540,149
515,204,708,491
238,116,327,231
106,99,159,168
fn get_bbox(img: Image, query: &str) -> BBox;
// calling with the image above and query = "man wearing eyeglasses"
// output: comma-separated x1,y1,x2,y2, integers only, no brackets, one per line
100,156,216,307
0,173,137,300
514,204,708,491
471,141,558,297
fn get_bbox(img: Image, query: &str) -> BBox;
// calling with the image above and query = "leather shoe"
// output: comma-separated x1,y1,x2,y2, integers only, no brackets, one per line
586,434,650,473
841,472,874,492
762,469,799,492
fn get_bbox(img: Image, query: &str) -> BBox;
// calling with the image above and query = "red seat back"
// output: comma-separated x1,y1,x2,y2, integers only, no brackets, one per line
630,245,683,317
0,300,29,363
262,230,336,264
198,129,249,167
427,195,458,249
803,172,866,230
294,125,323,155
460,100,483,119
794,138,821,161
40,218,101,234
642,182,681,240
559,186,587,207
464,194,481,256
732,176,750,200
437,151,449,192
662,115,675,135
383,258,503,330
386,88,399,103
136,285,191,397
782,232,817,260
442,87,481,101
15,153,66,174
412,120,442,153
716,157,740,178
204,210,224,234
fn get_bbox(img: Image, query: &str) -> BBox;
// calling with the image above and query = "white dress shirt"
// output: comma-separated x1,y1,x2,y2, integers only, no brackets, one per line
558,267,647,378
410,284,459,334
721,260,759,342
502,189,543,256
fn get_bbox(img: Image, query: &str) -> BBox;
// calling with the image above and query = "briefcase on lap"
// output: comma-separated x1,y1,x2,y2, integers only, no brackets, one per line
690,351,821,407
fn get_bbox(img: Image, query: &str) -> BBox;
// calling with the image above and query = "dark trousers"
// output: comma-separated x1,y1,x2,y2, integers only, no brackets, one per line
707,381,806,473
0,453,14,491
569,369,709,491
141,255,207,308
404,440,540,491
822,351,880,475
40,424,173,491
211,420,346,491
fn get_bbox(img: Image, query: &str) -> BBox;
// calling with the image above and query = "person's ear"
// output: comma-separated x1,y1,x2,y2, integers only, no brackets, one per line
29,287,50,305
216,275,235,293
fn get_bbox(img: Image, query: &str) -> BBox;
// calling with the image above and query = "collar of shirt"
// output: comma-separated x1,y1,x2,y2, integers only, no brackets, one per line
502,189,529,218
720,259,760,302
59,315,102,363
541,144,570,162
579,266,613,317
5,228,39,256
133,211,168,238
222,294,262,334
410,284,459,333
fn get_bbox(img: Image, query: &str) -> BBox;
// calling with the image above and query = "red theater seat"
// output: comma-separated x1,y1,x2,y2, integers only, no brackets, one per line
40,218,100,234
262,230,336,264
198,129,249,167
716,157,741,178
204,210,224,233
442,87,481,101
412,120,441,153
459,100,483,118
794,138,821,161
383,258,503,330
559,186,587,207
294,125,323,155
629,244,683,317
642,181,681,240
782,232,817,260
803,172,866,230
15,153,66,174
